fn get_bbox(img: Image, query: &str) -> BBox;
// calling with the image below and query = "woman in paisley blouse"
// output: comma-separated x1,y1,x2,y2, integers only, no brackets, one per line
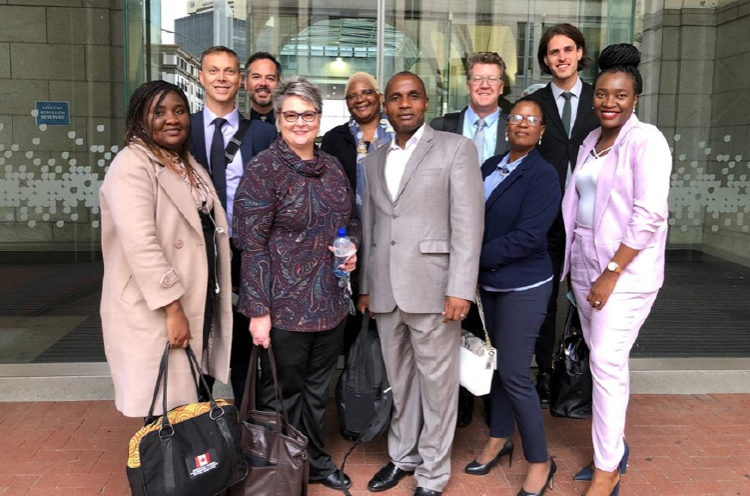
233,75,362,491
321,72,394,351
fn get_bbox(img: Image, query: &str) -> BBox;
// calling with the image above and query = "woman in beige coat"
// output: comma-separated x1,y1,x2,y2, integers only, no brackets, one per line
100,81,232,418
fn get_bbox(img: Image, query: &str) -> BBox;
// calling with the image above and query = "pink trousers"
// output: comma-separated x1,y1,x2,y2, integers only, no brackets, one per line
570,224,658,471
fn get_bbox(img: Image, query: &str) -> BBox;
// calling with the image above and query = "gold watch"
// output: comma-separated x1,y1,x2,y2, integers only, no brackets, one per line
607,261,622,274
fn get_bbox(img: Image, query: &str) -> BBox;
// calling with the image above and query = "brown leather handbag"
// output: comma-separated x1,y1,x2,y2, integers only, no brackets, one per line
228,344,309,496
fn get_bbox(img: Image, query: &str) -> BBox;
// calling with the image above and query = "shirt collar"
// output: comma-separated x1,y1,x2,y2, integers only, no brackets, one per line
466,105,501,128
390,123,425,151
497,152,527,174
550,76,583,100
203,106,240,128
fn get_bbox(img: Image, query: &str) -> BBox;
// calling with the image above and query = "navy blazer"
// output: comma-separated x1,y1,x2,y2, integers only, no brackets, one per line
189,111,276,174
479,149,561,290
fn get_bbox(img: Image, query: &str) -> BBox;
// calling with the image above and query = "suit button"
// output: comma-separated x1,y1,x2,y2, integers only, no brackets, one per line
174,239,184,249
391,240,396,246
392,214,398,220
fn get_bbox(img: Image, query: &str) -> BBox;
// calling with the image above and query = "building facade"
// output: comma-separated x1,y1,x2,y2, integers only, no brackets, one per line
0,0,748,369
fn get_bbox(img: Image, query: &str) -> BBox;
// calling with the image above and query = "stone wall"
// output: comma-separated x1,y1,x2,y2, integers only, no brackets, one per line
640,0,750,266
0,0,124,252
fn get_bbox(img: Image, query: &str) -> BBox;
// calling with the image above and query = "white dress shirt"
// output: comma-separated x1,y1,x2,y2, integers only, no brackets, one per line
385,124,425,200
575,152,605,228
202,106,244,235
551,77,583,187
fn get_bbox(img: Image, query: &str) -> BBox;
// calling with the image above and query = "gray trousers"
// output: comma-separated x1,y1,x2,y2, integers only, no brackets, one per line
376,308,460,492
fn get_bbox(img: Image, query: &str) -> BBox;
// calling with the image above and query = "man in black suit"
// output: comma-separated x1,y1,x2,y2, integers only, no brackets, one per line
243,51,281,123
523,24,599,405
430,52,509,427
190,46,276,406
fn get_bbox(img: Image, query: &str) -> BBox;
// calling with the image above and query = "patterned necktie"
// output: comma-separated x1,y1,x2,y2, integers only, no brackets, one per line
561,92,573,138
473,118,486,163
210,117,227,210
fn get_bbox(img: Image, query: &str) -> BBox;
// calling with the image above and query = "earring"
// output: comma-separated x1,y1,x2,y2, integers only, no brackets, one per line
633,106,637,112
538,136,543,145
504,131,508,142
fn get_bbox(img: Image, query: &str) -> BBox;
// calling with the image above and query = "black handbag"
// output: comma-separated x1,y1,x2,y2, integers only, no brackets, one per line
549,297,593,419
127,344,248,496
228,344,309,496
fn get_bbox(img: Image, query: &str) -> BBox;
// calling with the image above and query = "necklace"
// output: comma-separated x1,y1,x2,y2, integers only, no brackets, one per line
591,145,613,159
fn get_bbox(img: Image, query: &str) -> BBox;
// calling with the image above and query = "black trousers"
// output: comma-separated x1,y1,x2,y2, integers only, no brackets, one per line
258,319,346,479
535,247,563,371
228,239,253,407
199,211,217,401
482,283,552,463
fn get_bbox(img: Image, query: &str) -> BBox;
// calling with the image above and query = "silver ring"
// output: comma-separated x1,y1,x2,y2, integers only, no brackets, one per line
594,300,601,305
460,314,466,318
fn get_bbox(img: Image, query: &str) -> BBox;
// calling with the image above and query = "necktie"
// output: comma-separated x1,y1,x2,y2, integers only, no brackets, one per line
210,117,227,210
473,118,486,163
561,92,573,138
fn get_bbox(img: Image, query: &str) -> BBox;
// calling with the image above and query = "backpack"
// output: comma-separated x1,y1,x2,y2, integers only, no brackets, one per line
334,314,393,495
335,313,392,442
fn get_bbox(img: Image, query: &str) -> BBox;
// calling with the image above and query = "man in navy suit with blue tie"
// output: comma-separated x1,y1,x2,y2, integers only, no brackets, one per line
190,46,276,405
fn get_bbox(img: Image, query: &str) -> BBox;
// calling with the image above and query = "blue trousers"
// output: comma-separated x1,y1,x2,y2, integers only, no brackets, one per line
481,281,552,463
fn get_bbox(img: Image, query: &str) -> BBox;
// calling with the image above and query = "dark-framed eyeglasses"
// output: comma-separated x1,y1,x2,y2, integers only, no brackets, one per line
345,89,377,101
281,111,320,123
468,75,502,85
508,114,543,126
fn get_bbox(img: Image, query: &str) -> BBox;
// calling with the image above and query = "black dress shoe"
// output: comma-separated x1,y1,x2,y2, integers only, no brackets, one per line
465,438,514,475
414,488,442,496
368,462,414,492
536,368,551,407
457,386,474,427
315,470,351,491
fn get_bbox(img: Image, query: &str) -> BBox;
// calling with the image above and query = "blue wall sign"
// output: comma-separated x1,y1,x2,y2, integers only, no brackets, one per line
35,101,70,126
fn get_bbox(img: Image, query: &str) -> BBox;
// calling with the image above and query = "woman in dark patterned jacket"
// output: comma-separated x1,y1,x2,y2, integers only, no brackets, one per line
233,75,361,491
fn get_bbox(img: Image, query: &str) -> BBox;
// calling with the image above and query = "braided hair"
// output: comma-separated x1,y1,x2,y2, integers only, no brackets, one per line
594,43,643,95
124,80,192,164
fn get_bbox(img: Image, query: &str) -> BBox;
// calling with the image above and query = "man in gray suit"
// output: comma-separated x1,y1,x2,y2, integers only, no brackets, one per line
357,72,484,496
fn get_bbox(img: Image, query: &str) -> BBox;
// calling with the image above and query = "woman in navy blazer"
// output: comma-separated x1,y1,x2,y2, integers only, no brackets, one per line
464,100,560,496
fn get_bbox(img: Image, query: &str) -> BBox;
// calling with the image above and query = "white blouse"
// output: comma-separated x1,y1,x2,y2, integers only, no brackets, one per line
575,152,607,228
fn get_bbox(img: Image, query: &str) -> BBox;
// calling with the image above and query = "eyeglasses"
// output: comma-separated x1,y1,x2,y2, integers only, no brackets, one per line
468,75,502,85
508,114,543,126
345,89,377,101
281,111,320,123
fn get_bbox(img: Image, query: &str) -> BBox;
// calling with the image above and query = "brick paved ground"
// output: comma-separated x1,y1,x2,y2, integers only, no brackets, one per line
0,394,748,496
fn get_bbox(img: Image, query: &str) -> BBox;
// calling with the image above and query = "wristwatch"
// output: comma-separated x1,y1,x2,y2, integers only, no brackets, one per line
607,261,623,274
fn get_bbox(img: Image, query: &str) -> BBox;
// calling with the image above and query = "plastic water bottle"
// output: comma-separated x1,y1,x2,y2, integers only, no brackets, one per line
332,227,352,279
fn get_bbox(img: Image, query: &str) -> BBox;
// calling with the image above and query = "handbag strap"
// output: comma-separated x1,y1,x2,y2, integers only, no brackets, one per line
146,343,171,421
474,287,494,352
241,345,288,437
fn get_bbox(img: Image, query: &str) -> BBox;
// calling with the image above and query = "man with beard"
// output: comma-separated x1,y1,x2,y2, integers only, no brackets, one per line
190,46,276,405
358,72,484,496
244,52,281,122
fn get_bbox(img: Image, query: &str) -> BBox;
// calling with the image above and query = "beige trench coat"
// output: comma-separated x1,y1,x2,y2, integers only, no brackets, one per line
99,143,232,417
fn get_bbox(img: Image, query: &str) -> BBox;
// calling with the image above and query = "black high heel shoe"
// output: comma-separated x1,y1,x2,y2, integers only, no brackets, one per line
464,438,514,475
517,457,556,496
573,441,629,481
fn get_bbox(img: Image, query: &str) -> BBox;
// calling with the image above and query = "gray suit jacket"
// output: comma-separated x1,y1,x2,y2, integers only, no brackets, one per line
360,125,485,314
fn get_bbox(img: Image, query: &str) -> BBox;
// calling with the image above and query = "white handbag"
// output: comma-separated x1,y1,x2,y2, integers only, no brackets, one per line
459,289,496,396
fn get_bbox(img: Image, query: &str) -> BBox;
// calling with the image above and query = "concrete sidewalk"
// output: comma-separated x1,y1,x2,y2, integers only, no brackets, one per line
0,394,748,496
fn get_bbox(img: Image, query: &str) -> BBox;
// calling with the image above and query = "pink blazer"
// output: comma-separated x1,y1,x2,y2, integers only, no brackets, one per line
561,114,672,293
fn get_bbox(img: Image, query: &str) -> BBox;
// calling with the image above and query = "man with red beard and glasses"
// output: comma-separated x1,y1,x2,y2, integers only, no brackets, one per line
523,24,599,406
244,51,281,123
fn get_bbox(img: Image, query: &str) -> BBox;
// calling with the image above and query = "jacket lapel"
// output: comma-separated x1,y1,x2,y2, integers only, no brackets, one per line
484,151,534,212
151,152,203,236
375,145,392,203
394,126,434,203
239,116,254,166
190,112,208,170
592,114,639,232
456,108,466,134
571,82,594,141
494,114,509,156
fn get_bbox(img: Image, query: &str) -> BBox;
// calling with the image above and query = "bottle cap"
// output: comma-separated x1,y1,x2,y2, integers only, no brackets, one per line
337,227,347,237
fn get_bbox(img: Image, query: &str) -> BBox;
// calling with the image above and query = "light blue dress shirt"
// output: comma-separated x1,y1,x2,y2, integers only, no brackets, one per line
482,152,553,292
463,106,501,164
202,106,243,235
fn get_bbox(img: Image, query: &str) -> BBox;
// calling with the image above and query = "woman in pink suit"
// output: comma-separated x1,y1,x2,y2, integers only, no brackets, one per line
560,44,672,496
